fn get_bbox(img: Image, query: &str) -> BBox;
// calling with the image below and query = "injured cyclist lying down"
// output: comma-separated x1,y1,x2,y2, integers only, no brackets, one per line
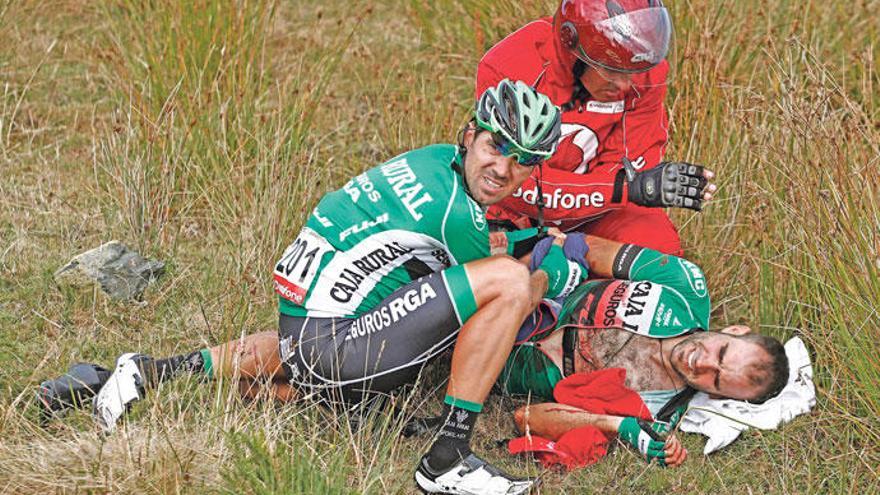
495,235,790,468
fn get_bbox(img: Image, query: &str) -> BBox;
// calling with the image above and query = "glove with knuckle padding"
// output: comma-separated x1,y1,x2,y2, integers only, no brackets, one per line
628,161,707,211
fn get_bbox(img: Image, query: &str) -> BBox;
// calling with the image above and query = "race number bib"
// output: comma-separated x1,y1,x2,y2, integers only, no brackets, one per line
273,227,334,305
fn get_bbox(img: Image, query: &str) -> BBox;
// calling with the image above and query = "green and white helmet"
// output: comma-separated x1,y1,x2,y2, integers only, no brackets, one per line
475,79,562,165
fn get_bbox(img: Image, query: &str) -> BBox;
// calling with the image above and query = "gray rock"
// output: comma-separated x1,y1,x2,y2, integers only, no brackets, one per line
54,241,165,301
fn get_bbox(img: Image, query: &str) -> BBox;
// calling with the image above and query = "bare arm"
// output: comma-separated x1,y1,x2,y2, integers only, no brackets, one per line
583,235,625,278
513,402,688,467
513,402,623,440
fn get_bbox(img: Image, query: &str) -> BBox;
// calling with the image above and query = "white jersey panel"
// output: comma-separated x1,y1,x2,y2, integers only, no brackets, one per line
304,229,451,317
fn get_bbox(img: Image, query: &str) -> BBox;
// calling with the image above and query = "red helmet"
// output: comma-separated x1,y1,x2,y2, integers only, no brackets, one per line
553,0,671,73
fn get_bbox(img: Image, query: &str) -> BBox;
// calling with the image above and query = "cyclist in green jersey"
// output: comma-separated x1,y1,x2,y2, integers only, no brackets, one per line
496,235,789,468
39,80,592,495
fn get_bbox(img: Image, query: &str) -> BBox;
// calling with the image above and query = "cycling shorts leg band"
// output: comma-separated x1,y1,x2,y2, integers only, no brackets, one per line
441,264,477,324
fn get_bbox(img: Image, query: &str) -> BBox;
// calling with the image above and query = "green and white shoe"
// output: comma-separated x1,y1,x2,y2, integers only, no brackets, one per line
415,453,535,495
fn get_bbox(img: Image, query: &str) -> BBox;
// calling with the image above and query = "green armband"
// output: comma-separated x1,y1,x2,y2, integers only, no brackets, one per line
539,244,586,299
618,417,668,466
504,227,541,258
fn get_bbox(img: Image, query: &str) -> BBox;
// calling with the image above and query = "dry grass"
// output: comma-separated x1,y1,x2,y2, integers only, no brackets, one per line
0,0,878,493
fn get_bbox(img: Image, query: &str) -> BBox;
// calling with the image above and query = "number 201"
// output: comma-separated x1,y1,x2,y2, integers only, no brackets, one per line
276,239,319,282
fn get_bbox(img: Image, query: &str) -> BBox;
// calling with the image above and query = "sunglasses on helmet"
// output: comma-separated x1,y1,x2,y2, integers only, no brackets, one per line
490,132,546,167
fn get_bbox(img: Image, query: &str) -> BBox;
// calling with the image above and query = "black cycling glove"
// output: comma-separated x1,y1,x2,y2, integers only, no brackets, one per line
628,161,708,211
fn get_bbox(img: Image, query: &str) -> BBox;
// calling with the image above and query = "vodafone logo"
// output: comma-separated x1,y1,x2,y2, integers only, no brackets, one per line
512,186,605,210
560,123,598,174
274,275,306,304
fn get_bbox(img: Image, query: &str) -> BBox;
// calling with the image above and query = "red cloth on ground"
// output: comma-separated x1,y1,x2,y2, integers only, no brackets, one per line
508,368,653,470
553,368,653,418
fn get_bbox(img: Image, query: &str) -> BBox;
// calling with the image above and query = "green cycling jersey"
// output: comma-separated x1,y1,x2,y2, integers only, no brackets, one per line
273,144,491,320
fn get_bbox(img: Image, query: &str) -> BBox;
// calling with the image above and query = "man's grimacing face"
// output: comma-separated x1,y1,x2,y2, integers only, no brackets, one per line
669,326,772,401
462,129,535,206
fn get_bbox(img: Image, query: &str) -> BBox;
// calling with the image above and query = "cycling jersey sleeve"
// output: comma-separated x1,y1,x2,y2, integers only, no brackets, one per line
611,244,711,329
440,167,491,265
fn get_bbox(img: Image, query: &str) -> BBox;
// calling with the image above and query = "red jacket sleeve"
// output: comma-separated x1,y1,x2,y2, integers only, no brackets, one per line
475,20,555,99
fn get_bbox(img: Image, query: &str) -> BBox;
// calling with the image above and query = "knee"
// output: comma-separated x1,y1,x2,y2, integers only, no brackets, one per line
234,340,262,377
236,332,278,376
492,256,530,304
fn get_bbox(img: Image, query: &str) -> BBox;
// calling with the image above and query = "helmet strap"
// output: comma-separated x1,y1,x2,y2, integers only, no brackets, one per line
456,122,472,155
455,123,478,202
535,163,546,234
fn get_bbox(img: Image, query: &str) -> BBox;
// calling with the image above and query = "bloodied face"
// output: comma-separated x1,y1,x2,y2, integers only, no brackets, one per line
669,326,773,401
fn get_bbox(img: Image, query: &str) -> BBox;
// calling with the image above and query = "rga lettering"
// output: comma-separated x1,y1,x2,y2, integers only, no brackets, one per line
345,283,438,340
329,242,414,302
601,282,629,326
381,159,433,220
512,186,604,209
339,213,389,242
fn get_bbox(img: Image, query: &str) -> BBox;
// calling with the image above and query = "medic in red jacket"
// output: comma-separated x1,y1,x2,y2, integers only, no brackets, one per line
477,0,716,255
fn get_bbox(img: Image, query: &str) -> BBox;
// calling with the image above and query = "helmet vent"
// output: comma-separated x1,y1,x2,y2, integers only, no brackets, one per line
534,122,545,136
504,99,518,134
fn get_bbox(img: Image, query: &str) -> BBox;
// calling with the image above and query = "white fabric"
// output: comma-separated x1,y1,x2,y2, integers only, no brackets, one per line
679,337,815,454
93,353,143,432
